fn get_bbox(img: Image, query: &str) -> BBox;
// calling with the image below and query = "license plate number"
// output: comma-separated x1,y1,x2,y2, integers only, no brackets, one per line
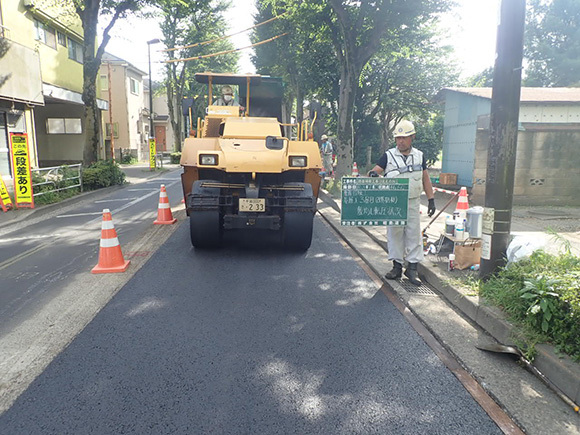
239,198,265,212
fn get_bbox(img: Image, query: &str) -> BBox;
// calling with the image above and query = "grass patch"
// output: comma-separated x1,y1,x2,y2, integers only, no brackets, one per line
463,251,580,361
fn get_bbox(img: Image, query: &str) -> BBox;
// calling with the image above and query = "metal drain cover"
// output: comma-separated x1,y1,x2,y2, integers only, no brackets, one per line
397,279,437,295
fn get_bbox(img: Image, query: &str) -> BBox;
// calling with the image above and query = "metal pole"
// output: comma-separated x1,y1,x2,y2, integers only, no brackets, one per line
479,0,526,280
148,42,154,138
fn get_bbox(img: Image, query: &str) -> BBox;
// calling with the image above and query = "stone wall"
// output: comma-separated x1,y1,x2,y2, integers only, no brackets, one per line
471,127,580,206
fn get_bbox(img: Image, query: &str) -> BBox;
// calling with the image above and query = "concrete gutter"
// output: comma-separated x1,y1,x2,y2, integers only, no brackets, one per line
317,189,580,412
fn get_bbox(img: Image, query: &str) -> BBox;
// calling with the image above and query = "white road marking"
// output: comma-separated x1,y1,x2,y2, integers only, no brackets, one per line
94,198,137,203
57,212,104,218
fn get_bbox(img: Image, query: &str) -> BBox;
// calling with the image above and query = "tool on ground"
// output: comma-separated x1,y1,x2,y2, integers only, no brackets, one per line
477,341,580,413
154,184,177,225
92,209,130,274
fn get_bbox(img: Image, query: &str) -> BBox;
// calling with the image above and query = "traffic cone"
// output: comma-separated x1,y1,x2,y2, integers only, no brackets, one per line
91,209,130,274
351,162,359,177
455,187,469,219
154,184,177,225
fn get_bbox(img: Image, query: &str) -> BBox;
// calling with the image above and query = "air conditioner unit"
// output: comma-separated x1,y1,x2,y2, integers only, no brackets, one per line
24,0,36,8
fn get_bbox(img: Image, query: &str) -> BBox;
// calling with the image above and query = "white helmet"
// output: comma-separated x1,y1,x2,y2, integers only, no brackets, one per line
222,85,233,95
321,134,328,140
393,120,416,137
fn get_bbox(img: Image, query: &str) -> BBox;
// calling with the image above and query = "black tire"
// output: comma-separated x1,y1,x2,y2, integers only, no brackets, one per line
190,211,221,248
283,212,314,251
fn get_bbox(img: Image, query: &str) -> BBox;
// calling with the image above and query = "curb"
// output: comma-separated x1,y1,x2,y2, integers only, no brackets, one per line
318,188,580,408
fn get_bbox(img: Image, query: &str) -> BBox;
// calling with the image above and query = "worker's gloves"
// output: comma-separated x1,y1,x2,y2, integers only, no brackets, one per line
367,170,379,177
427,198,436,217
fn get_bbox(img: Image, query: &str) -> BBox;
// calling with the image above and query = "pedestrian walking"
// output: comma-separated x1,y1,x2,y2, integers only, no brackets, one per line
368,120,435,285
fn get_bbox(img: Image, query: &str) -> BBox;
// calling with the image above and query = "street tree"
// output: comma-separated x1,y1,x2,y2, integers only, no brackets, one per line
157,0,237,151
356,23,457,165
70,0,152,165
524,0,580,87
252,1,338,131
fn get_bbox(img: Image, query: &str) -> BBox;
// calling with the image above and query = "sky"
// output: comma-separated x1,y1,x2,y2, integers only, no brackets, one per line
103,0,501,82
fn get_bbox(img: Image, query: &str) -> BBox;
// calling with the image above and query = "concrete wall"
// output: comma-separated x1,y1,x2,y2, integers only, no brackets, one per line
471,127,580,206
34,103,86,166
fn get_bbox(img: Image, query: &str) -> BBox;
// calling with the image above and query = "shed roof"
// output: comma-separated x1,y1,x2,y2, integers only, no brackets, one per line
440,87,580,103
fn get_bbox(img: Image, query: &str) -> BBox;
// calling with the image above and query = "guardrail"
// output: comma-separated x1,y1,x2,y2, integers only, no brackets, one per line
32,164,83,197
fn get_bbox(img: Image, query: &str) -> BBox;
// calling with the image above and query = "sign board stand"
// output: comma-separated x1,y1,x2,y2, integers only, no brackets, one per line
0,176,13,212
341,177,409,226
9,133,34,209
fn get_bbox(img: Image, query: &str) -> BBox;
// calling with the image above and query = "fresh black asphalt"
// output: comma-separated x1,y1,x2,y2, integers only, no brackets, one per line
0,218,501,434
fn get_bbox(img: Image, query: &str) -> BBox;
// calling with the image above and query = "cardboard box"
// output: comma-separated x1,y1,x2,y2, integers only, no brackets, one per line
439,173,457,185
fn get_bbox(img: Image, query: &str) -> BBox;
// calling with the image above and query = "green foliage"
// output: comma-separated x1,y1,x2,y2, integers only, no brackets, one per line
120,153,137,164
32,165,82,205
479,251,580,361
524,0,580,86
82,160,126,191
412,114,444,166
170,152,181,164
463,67,494,87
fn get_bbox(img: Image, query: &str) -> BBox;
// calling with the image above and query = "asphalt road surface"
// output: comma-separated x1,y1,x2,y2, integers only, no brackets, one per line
0,217,502,434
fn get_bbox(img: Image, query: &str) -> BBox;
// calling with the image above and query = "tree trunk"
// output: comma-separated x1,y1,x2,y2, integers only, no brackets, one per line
334,61,358,180
81,3,101,166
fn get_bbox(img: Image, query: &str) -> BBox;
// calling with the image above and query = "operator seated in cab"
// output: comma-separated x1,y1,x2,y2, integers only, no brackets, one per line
214,85,237,106
213,85,245,116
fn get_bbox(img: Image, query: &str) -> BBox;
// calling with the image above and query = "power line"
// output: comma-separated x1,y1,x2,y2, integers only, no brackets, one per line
164,33,289,64
162,13,286,53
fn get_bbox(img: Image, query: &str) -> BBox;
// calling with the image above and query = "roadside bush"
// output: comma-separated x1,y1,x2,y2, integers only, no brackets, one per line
170,152,181,164
480,251,580,361
82,160,126,191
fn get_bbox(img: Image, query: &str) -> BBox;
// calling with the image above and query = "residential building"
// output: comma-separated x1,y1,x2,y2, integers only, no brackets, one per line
152,92,176,154
99,52,149,161
438,87,580,206
0,0,107,179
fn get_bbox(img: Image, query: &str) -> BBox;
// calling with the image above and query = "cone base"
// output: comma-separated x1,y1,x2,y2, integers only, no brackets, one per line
154,218,177,225
91,260,131,274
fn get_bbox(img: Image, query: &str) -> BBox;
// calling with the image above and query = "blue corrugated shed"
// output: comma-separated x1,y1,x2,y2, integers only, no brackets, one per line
440,90,491,187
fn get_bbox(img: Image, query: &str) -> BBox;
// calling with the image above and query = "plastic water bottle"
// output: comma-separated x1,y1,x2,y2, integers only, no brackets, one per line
455,221,465,240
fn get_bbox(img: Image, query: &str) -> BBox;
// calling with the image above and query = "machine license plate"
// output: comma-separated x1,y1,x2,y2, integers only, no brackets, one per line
239,198,265,212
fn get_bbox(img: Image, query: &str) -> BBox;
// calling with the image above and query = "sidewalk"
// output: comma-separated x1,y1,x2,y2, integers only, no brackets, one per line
317,188,580,432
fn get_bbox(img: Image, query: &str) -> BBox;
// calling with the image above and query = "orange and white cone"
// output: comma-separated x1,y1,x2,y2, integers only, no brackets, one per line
351,162,359,177
455,186,469,219
91,209,130,274
154,184,177,225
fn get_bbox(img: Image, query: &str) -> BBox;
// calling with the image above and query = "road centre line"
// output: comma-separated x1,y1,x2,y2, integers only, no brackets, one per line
94,198,138,203
0,244,49,271
128,189,158,192
57,212,104,218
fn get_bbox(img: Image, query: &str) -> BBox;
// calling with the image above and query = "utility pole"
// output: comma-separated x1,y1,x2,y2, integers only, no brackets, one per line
480,0,526,280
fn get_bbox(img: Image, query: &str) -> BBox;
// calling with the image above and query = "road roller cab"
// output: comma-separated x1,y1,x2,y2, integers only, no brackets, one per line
180,73,322,250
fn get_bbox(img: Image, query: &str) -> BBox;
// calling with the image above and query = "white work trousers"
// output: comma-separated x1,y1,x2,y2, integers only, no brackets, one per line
387,196,423,264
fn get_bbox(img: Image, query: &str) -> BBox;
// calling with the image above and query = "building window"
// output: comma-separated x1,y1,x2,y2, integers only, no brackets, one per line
34,19,57,49
67,37,83,64
130,78,139,95
46,118,82,134
100,74,109,91
105,123,119,139
57,31,67,47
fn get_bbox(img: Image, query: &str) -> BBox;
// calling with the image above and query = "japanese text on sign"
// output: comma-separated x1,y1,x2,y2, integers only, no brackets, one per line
149,138,156,170
341,177,408,226
9,133,34,208
0,176,13,212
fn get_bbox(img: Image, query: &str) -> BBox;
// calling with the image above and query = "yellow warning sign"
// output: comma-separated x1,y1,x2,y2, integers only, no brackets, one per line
0,176,13,212
149,138,157,170
9,133,34,208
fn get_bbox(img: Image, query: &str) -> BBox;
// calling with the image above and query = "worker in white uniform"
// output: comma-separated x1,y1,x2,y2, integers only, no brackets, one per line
368,120,435,285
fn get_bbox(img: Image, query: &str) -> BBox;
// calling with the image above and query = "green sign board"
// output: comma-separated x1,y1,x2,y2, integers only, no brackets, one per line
341,177,409,226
